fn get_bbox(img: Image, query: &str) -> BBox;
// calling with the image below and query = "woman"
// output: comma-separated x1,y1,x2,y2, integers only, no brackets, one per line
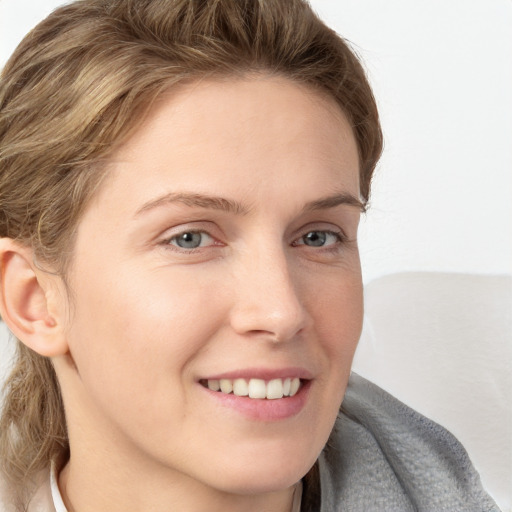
0,1,498,511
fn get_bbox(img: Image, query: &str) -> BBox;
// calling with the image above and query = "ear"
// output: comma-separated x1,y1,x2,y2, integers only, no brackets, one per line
0,238,68,357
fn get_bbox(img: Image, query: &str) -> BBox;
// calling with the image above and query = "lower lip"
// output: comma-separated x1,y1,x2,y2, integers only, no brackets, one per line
200,380,311,421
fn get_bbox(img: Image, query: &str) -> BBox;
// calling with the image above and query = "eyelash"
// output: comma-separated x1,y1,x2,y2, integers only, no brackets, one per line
160,228,347,253
292,229,346,249
162,230,218,252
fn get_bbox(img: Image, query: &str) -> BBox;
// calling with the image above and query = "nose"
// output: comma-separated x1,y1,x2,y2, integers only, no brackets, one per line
229,246,309,343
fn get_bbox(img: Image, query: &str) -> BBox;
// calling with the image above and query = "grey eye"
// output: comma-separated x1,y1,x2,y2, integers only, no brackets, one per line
296,230,341,248
172,232,204,249
303,231,328,247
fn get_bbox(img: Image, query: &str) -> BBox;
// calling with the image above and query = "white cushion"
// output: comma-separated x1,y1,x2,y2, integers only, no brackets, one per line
353,272,512,512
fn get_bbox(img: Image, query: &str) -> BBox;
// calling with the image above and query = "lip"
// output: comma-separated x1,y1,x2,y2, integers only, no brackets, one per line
201,366,313,381
197,367,313,422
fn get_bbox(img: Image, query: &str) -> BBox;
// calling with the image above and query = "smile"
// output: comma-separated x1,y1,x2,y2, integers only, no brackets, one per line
200,377,303,400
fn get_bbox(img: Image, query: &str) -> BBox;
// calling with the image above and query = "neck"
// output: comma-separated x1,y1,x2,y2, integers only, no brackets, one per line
58,460,298,512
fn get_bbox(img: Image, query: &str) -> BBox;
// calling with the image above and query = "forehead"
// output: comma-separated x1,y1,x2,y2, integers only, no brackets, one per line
87,76,360,214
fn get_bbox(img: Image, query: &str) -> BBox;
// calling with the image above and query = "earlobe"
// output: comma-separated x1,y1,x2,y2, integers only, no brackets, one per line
0,238,68,357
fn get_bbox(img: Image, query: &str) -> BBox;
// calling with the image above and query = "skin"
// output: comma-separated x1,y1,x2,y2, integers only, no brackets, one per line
2,76,363,511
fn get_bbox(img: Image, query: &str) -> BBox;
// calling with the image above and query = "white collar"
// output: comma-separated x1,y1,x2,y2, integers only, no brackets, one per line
50,465,302,512
292,480,303,512
50,463,68,512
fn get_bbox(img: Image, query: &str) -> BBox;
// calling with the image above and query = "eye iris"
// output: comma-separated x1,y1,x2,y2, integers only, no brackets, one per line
176,232,202,248
304,231,326,247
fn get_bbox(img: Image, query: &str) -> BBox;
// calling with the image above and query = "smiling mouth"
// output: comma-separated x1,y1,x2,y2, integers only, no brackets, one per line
199,377,304,400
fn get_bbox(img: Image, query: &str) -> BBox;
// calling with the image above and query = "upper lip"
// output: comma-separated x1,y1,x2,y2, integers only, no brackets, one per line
200,367,313,381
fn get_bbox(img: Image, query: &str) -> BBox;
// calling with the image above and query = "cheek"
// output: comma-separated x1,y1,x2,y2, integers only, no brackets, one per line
297,272,362,455
330,279,364,351
306,270,363,383
65,263,225,401
307,263,363,338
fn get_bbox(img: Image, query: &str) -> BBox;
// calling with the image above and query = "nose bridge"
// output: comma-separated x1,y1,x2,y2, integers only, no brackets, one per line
230,241,308,341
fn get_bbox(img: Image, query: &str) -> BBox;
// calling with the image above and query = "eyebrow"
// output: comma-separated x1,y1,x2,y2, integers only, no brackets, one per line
135,190,365,217
135,192,249,217
304,192,366,213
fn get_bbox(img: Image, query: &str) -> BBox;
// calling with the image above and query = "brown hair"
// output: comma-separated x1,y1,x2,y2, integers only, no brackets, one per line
0,0,382,507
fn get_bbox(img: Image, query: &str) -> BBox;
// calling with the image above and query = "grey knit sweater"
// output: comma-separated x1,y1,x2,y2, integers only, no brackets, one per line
316,373,500,511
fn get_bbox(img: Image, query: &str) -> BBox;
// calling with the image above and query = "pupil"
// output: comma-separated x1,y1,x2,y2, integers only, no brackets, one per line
305,231,326,247
177,232,201,248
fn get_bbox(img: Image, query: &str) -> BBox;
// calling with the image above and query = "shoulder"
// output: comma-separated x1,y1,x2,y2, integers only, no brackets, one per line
317,373,500,512
0,469,55,512
0,471,17,512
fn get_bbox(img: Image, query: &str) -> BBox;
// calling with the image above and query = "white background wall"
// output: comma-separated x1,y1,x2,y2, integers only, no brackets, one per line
310,0,512,283
1,0,511,284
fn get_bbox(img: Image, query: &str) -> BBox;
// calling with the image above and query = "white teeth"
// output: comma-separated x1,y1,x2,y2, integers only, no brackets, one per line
208,379,220,391
289,378,300,397
206,377,303,399
267,379,284,400
283,378,291,396
248,379,267,399
233,378,249,396
219,379,233,394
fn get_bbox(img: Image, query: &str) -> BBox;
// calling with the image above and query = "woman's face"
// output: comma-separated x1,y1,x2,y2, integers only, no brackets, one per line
58,76,363,494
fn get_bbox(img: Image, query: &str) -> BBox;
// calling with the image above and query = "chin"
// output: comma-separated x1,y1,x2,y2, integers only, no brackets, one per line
204,446,318,495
